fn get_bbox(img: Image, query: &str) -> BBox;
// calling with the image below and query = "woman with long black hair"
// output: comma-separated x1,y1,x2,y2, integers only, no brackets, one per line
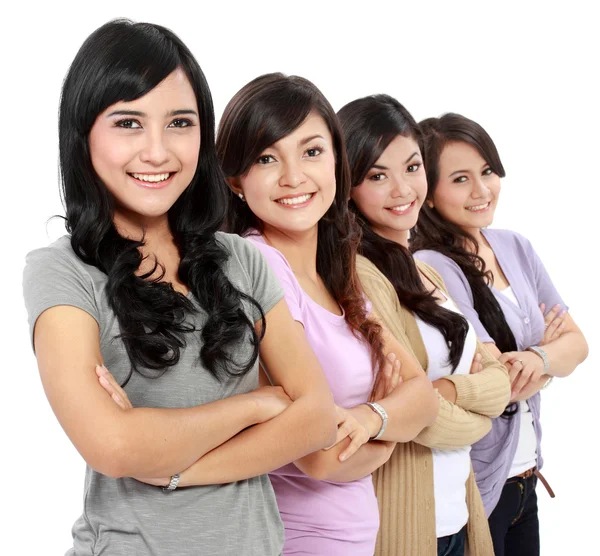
339,94,511,556
411,113,588,555
175,73,438,554
22,20,337,555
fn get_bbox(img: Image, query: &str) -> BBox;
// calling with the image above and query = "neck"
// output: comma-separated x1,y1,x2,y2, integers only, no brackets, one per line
113,210,175,254
373,225,409,249
461,226,485,253
262,224,319,280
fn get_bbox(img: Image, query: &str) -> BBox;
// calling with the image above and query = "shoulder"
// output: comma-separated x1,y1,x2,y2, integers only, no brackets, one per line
415,261,447,292
413,249,465,277
356,254,388,283
484,228,533,252
24,236,94,280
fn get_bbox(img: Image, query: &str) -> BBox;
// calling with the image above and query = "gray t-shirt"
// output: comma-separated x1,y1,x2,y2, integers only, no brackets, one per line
23,232,285,556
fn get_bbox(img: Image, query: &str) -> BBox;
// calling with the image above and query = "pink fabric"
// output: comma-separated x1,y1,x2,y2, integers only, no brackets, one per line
247,233,379,555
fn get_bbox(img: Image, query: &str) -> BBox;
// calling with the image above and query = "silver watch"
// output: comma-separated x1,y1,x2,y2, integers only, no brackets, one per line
527,345,549,373
163,473,180,492
365,402,388,440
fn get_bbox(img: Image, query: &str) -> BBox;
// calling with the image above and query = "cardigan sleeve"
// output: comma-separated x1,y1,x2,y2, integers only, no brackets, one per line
356,256,494,450
416,262,512,418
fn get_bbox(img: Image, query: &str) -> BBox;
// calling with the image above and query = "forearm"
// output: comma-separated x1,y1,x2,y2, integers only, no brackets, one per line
114,394,262,478
542,331,588,377
177,394,336,486
413,392,492,450
371,375,439,442
297,439,396,483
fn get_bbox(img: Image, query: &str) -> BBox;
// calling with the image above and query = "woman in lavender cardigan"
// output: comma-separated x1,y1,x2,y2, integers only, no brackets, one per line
411,113,588,556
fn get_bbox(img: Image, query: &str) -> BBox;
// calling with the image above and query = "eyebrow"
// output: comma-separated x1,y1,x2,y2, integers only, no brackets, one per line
370,152,420,171
106,109,199,118
449,169,469,177
299,134,325,146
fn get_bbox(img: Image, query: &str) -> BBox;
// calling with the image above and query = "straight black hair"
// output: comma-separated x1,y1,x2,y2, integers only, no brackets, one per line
59,19,265,384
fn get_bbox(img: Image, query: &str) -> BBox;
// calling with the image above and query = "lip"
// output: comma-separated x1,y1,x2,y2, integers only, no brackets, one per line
465,201,492,213
274,192,316,209
128,172,176,190
385,200,416,216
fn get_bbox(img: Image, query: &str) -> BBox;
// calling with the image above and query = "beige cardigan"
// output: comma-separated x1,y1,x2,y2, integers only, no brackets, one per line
357,255,511,556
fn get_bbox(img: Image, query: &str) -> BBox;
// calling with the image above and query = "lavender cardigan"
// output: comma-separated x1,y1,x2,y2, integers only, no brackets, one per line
414,228,567,516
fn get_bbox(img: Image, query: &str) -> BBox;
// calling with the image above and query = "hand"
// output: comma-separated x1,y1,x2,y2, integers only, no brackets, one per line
96,365,133,410
248,385,293,423
324,405,372,462
539,304,567,346
469,352,483,374
499,351,545,398
370,352,402,402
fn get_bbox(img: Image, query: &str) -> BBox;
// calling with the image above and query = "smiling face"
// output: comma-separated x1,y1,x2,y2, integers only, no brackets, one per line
234,112,336,235
431,141,501,233
351,134,427,244
88,69,201,227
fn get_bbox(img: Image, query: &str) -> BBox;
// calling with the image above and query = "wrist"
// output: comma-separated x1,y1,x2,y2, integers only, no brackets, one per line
245,392,269,424
353,404,382,439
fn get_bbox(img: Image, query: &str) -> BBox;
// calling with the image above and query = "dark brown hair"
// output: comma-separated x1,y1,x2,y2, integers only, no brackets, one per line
218,73,384,369
411,114,516,414
338,95,469,371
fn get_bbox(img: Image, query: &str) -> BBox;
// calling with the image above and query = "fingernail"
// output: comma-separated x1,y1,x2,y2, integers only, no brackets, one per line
339,454,346,462
112,393,122,404
99,376,109,387
387,353,396,362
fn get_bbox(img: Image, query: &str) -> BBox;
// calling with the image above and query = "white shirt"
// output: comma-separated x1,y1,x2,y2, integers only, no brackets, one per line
500,286,538,477
415,294,477,538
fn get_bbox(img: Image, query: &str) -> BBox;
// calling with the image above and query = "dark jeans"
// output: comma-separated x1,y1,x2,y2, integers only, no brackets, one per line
437,525,466,556
488,474,540,556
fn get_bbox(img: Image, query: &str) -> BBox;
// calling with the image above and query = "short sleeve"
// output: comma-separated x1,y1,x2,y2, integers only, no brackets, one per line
243,236,305,326
22,245,100,349
519,234,568,312
413,250,495,344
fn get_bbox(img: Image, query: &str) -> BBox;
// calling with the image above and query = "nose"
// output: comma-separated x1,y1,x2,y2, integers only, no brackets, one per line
471,177,490,199
278,159,307,188
139,128,170,166
390,177,412,198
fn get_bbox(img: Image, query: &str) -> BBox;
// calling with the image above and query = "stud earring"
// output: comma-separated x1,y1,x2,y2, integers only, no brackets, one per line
238,193,245,202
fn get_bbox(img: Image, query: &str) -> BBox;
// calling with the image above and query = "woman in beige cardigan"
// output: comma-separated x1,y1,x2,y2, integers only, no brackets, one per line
338,95,511,556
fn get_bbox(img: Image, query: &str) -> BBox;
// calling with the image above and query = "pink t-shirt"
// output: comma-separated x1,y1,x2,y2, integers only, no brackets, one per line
247,233,379,555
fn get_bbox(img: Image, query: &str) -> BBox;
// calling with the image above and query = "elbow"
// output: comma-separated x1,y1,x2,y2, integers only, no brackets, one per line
84,434,130,479
295,453,335,481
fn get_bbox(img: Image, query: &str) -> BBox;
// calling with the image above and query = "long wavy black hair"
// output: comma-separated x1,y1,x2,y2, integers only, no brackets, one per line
218,73,384,370
338,95,469,372
59,19,265,385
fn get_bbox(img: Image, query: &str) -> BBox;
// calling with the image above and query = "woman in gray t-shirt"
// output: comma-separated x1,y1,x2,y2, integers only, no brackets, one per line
23,20,337,556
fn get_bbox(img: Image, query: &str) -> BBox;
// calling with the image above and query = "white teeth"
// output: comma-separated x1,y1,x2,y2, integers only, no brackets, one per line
131,172,171,183
467,202,490,211
276,193,313,205
388,202,412,212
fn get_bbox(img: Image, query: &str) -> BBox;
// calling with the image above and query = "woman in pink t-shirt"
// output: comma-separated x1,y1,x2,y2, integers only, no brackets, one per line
213,73,439,555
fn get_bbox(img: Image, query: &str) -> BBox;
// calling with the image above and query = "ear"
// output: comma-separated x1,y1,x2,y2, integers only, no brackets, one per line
227,177,243,197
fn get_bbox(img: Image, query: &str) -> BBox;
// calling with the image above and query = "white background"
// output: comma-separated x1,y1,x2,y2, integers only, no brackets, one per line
1,1,597,553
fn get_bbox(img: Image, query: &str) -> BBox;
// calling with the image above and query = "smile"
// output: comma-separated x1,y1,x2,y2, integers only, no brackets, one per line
466,201,491,212
275,193,315,207
385,200,415,215
128,172,176,189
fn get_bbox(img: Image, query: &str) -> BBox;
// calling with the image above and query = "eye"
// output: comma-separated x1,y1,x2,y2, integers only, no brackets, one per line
453,175,468,184
115,119,142,129
482,167,494,176
305,146,323,157
369,173,387,182
169,118,194,128
407,163,422,173
256,154,276,165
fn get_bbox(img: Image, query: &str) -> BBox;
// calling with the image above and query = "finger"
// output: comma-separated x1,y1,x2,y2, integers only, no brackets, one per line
543,304,560,325
539,303,545,316
508,362,522,383
389,359,401,394
339,430,369,462
546,309,566,335
470,353,483,374
325,419,352,449
370,375,385,403
96,365,132,408
498,352,514,365
513,366,533,394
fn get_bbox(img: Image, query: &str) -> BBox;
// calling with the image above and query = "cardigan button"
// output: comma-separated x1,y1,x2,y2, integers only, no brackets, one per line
524,317,530,324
